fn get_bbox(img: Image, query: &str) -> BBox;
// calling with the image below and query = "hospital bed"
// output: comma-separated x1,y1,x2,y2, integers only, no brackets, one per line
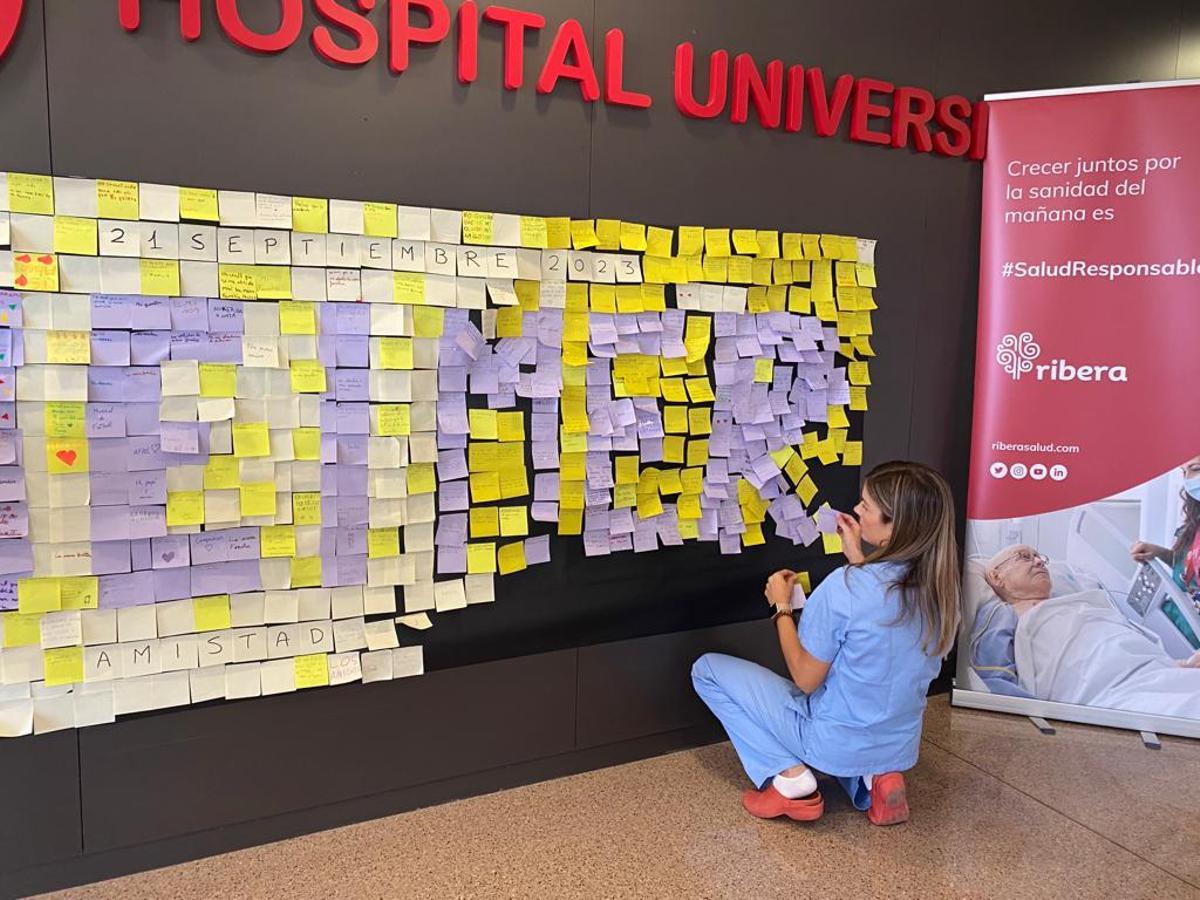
960,505,1200,693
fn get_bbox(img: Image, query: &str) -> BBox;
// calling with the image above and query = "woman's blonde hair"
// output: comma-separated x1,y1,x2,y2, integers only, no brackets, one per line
858,460,960,657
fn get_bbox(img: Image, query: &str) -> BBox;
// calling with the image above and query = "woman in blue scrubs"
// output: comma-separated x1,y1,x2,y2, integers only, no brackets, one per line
1131,455,1200,612
692,461,960,826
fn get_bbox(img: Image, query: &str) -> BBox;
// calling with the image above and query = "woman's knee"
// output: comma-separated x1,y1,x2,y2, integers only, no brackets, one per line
691,652,733,688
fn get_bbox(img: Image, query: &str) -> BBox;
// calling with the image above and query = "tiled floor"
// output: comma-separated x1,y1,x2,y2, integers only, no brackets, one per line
44,696,1200,899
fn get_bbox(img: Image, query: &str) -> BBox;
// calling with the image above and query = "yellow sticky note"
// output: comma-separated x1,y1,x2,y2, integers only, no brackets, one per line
53,216,98,255
368,527,400,558
407,462,437,494
239,482,277,517
686,439,709,467
620,221,647,251
743,522,766,546
43,646,84,687
842,441,864,466
705,228,732,258
469,409,499,440
46,438,88,474
463,211,495,245
754,358,774,383
364,201,398,238
393,272,426,304
8,173,54,214
292,196,329,233
46,330,90,364
294,653,330,688
279,301,316,335
467,542,498,574
379,337,413,370
499,507,528,537
166,490,204,526
664,405,688,434
290,359,327,394
199,363,237,398
3,612,42,647
545,217,572,249
59,577,98,610
470,507,500,539
292,427,321,460
822,531,843,555
179,186,219,221
677,226,704,256
848,361,871,385
290,556,322,588
797,475,818,506
471,471,502,503
18,578,61,614
570,219,599,249
375,404,411,436
218,264,257,300
44,401,84,438
688,407,712,435
260,525,297,558
193,594,232,631
254,265,292,300
293,491,322,526
645,226,674,258
233,422,270,458
496,411,525,442
203,456,240,490
498,541,527,575
96,179,139,220
141,259,180,296
14,252,59,292
412,306,444,338
520,216,549,248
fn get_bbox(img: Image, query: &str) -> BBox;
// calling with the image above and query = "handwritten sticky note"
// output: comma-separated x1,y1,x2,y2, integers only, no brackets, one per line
375,404,411,436
46,438,88,474
470,507,499,538
569,219,599,249
204,456,240,490
292,428,321,461
199,363,237,397
53,216,98,255
43,646,84,687
279,301,317,335
520,216,548,248
292,196,329,233
499,507,528,537
462,210,495,245
233,422,271,458
469,409,498,440
141,259,181,296
218,264,257,300
290,359,327,394
44,401,85,437
293,653,330,688
97,179,139,219
378,337,413,370
13,252,59,292
166,490,205,527
4,612,42,647
364,201,398,238
367,527,400,558
393,272,426,304
9,173,54,214
496,411,525,442
18,578,61,614
60,577,99,610
412,305,444,337
754,358,774,383
842,441,863,466
291,493,321,528
467,542,498,574
179,186,219,221
46,330,91,364
407,463,436,495
260,525,297,558
239,482,277,517
193,594,232,631
255,265,292,300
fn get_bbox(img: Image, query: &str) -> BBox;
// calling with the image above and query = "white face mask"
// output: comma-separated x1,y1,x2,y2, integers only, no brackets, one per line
1186,476,1200,502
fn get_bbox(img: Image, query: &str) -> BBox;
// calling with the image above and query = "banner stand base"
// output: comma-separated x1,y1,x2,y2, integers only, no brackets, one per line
1028,716,1056,735
951,688,1200,741
1140,731,1162,750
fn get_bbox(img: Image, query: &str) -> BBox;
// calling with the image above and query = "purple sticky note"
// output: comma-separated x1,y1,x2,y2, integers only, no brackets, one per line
129,505,168,539
171,296,209,331
151,534,191,569
130,331,171,365
127,436,166,471
124,367,163,402
90,294,133,329
208,298,244,333
437,544,467,574
0,502,27,538
190,531,231,565
0,467,24,502
160,421,201,455
90,505,132,540
190,559,261,596
227,528,261,560
153,566,192,602
92,540,132,575
131,296,172,330
524,535,551,565
99,571,154,608
86,403,127,438
90,330,131,366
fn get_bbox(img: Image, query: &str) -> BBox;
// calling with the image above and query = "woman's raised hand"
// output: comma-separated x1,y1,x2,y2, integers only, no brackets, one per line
836,512,866,564
1130,541,1169,564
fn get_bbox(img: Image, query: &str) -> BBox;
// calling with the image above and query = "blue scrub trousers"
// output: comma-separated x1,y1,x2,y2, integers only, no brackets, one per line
691,652,870,809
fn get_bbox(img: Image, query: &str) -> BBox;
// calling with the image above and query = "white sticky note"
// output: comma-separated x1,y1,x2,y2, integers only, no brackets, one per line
218,190,257,227
393,645,424,678
364,618,399,651
224,661,262,699
140,183,181,222
360,649,393,683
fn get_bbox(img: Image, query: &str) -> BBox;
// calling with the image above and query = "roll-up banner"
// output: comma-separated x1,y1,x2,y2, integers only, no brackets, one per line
954,81,1200,738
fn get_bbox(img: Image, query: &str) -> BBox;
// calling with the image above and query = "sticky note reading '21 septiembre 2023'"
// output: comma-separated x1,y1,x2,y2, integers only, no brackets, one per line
0,171,877,737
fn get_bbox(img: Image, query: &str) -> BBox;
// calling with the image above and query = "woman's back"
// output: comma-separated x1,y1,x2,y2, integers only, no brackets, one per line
797,561,941,777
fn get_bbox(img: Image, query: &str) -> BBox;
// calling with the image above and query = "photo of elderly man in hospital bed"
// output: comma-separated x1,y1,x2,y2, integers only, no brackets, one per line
966,543,1200,719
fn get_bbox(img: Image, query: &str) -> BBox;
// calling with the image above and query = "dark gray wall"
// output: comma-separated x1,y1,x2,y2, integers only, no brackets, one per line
1,1,1198,893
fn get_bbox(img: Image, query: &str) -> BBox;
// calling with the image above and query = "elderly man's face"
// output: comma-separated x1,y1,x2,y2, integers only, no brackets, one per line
987,544,1053,603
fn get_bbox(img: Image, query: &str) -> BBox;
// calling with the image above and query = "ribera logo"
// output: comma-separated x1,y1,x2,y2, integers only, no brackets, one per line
996,330,1128,383
0,0,24,62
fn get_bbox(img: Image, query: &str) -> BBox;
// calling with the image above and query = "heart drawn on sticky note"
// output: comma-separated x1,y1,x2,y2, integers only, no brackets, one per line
14,254,30,264
55,449,77,466
13,276,26,287
37,255,52,265
162,551,175,563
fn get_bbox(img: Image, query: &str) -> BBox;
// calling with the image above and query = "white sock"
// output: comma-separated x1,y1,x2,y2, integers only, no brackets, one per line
864,774,874,789
772,769,817,799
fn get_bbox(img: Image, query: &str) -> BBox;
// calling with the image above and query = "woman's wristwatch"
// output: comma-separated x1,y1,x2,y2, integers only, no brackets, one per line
771,604,797,624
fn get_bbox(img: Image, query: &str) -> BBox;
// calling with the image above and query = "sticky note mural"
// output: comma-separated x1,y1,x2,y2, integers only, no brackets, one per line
0,174,877,736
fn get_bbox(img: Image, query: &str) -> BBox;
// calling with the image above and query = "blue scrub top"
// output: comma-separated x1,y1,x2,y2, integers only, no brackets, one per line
797,561,942,777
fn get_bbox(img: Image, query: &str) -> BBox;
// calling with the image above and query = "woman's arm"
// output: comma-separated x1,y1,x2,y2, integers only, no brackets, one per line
766,570,833,694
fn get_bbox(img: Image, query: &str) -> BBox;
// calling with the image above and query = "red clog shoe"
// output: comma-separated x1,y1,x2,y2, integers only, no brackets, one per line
866,772,909,826
741,784,824,821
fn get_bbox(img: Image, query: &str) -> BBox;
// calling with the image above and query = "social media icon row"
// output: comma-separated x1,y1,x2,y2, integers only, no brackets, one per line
988,462,1068,481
